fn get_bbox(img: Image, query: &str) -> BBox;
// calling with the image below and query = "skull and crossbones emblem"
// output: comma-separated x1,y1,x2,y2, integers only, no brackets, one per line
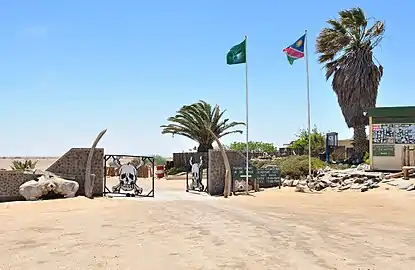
188,156,204,191
112,159,144,195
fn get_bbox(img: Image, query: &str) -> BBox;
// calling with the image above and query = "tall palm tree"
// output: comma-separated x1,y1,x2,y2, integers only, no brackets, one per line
316,7,384,158
161,100,245,152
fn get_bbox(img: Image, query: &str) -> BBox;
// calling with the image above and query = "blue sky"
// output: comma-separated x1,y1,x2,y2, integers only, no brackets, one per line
0,0,413,157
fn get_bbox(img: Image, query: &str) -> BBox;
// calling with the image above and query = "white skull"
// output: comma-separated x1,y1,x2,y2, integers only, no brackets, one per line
119,164,137,191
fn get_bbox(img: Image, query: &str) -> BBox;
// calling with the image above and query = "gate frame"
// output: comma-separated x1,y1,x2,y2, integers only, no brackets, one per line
103,154,155,198
185,153,209,194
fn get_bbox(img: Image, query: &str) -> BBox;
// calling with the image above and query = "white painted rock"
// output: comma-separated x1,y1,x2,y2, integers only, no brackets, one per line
19,173,79,201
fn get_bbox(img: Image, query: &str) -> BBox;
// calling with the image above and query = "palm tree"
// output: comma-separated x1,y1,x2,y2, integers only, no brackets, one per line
161,100,245,152
316,7,384,158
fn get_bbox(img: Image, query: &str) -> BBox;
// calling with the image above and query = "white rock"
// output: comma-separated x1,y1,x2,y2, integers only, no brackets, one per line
19,173,79,201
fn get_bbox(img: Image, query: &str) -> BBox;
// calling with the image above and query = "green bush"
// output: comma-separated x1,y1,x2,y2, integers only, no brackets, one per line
363,151,370,165
10,160,38,171
166,167,187,175
252,155,326,178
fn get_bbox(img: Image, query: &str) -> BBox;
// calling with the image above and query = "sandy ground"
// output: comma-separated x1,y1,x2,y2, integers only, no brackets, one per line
1,179,415,270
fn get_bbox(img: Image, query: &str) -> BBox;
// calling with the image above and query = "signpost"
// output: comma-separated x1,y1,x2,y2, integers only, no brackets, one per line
231,166,282,193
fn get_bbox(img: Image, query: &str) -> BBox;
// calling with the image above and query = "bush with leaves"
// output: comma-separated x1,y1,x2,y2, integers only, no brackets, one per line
166,167,187,175
291,126,325,157
130,155,167,168
10,160,38,171
252,156,326,179
228,141,277,154
363,152,370,165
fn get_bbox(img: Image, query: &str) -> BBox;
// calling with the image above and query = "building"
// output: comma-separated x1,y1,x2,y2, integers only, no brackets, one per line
366,106,415,171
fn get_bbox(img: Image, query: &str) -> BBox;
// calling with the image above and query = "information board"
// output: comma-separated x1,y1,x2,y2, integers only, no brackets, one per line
256,167,281,188
372,124,395,144
231,166,256,180
372,144,395,156
394,124,415,144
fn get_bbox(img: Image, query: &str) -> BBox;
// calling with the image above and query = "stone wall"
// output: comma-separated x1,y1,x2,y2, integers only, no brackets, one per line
208,149,254,196
0,171,36,202
173,152,209,170
0,148,104,202
47,148,104,196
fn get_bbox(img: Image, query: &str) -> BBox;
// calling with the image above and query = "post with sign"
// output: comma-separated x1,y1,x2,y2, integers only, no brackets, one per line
231,166,257,194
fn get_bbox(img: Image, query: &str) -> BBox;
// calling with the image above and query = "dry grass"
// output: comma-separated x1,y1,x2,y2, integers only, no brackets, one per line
1,180,415,269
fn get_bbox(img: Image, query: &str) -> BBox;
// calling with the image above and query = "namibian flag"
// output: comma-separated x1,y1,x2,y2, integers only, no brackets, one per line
283,34,306,65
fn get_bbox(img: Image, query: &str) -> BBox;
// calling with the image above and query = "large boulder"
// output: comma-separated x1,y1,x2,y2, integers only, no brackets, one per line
19,172,79,201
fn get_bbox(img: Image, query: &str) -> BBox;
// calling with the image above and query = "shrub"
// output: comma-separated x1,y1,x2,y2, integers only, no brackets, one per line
363,151,370,165
252,155,326,178
130,155,167,167
166,167,187,175
10,160,38,171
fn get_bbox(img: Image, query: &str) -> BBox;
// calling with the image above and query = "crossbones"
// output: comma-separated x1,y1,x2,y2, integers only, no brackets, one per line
188,156,204,191
112,159,144,195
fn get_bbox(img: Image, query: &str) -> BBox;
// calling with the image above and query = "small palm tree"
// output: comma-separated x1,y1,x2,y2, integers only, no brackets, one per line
316,7,384,158
161,100,245,152
10,160,38,171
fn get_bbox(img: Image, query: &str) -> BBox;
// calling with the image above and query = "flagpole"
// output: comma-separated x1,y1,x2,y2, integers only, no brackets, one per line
244,35,249,195
305,30,312,178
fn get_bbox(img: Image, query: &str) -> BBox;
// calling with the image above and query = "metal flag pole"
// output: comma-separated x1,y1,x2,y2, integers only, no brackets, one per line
245,35,250,195
305,30,312,178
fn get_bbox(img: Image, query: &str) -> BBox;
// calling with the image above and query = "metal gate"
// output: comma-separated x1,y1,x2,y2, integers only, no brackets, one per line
185,154,209,194
104,154,155,198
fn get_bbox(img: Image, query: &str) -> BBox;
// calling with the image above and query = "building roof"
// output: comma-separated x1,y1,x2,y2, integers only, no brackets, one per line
365,106,415,117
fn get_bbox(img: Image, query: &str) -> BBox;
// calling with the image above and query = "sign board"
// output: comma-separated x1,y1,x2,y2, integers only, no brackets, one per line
231,166,257,192
394,123,415,144
372,124,395,144
231,166,281,190
257,167,282,188
232,166,256,181
372,144,395,156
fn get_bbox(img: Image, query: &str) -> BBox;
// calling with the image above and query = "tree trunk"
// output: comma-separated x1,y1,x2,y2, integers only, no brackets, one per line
85,129,107,199
197,143,213,152
353,125,368,159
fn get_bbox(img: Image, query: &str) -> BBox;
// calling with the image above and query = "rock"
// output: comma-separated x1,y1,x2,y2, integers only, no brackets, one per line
330,177,342,183
353,177,365,184
406,184,415,191
330,183,339,188
396,181,414,190
338,184,351,191
351,183,362,190
19,172,79,201
292,180,299,187
370,183,380,189
283,179,293,187
361,186,369,192
295,185,306,192
343,179,353,185
387,181,398,186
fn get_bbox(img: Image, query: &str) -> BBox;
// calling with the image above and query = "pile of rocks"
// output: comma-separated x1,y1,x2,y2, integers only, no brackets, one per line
283,164,415,192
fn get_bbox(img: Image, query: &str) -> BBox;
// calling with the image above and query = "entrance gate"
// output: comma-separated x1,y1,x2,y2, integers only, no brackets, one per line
104,154,155,198
185,154,209,194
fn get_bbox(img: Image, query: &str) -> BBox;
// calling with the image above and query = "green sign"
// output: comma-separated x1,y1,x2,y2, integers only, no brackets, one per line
231,166,282,189
373,144,395,156
231,166,256,180
257,167,282,188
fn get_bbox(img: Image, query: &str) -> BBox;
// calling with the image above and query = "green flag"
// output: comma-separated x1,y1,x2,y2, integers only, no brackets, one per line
227,39,246,65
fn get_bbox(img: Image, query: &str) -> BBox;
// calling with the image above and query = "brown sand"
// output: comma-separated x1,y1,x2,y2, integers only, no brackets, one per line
1,180,415,270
